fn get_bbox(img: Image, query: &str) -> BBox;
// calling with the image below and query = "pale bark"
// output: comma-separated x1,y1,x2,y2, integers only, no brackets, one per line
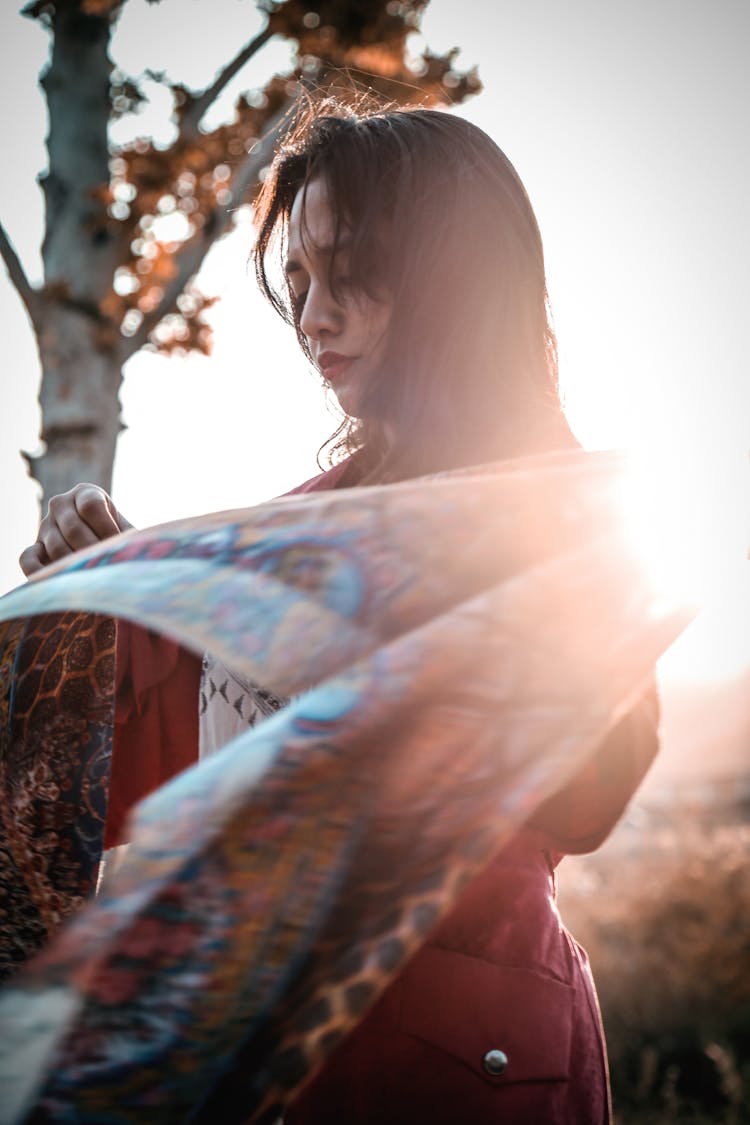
25,304,123,500
30,4,124,508
39,5,119,298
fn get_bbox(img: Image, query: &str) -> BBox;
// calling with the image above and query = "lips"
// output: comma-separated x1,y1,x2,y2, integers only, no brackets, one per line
317,351,355,384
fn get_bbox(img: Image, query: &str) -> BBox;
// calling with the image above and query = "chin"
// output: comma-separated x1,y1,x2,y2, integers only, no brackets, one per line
331,386,364,419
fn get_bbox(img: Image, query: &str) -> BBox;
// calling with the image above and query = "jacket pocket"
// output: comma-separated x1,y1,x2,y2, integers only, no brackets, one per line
400,945,574,1084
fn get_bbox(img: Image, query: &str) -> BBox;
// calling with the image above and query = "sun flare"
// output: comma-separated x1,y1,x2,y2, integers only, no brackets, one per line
618,445,748,602
615,441,749,681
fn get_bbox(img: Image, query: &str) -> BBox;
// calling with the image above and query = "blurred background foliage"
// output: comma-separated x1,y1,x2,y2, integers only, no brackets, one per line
559,795,750,1124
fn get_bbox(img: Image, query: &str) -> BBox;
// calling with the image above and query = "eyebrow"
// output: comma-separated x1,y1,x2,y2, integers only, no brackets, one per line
284,235,354,277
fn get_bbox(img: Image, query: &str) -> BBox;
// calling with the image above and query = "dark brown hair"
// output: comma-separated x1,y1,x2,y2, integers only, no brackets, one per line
254,101,577,482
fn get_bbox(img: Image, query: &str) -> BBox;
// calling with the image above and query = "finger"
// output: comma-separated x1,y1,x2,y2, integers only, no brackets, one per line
39,524,76,563
19,542,50,577
55,506,101,551
74,486,121,540
113,504,134,533
45,494,80,552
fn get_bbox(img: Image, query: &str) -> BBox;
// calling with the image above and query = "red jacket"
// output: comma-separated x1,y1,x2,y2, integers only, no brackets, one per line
111,464,659,1124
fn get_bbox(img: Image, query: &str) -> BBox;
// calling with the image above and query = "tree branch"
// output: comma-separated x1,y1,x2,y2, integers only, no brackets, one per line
0,218,40,329
180,24,275,139
123,99,292,359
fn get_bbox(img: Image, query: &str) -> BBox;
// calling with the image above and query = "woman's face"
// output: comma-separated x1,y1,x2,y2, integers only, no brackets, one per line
286,178,392,418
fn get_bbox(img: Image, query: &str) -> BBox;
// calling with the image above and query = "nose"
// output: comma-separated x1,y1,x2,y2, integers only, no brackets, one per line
299,277,343,343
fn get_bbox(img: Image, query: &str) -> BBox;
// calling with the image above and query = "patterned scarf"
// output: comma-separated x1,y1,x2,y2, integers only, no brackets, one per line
0,451,690,1123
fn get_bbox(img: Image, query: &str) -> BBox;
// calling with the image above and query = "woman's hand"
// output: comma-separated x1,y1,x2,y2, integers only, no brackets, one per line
19,484,133,577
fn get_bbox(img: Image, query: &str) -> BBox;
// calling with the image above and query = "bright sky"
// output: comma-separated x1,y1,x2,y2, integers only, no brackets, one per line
0,0,748,715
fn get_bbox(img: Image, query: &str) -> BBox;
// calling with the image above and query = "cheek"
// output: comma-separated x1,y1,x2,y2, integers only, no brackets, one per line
364,303,392,353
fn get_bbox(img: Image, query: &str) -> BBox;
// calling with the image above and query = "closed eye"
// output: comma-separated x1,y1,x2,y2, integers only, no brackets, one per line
291,289,308,317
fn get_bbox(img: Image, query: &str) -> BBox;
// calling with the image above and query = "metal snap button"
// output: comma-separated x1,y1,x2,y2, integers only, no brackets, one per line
482,1048,509,1076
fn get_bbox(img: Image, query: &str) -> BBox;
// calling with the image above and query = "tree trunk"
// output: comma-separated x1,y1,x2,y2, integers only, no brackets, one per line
26,303,122,502
32,2,124,509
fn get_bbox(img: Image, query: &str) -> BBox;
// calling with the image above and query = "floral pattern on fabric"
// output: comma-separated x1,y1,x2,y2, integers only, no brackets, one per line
0,613,114,981
0,451,691,1123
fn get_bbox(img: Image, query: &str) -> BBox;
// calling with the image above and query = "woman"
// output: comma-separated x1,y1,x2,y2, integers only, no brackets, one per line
19,106,659,1123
